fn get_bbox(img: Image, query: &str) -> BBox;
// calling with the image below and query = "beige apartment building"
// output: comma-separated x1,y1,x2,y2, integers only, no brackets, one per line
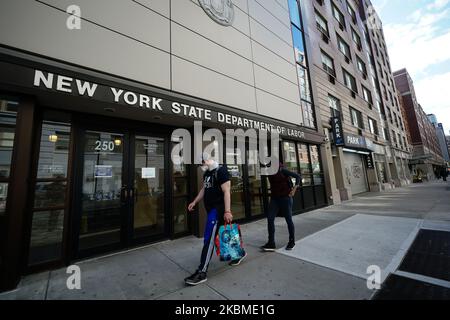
299,0,412,203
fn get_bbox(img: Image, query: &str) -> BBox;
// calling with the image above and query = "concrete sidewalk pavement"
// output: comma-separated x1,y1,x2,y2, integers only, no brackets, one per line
1,180,449,300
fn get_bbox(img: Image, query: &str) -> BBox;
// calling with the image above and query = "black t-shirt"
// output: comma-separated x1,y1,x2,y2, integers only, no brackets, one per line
203,166,231,212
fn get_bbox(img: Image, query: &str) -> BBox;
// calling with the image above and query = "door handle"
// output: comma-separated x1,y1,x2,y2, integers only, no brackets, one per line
120,186,128,203
130,188,136,203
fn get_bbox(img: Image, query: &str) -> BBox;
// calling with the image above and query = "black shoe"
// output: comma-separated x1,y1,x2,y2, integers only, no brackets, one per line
184,270,199,282
185,271,207,286
229,251,247,266
261,242,276,252
286,240,296,251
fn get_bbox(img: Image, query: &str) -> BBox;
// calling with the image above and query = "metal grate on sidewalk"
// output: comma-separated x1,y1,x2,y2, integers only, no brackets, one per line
373,229,450,300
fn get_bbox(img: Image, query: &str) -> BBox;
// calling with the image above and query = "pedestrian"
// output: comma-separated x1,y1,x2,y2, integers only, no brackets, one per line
441,166,448,182
261,162,301,252
185,152,247,286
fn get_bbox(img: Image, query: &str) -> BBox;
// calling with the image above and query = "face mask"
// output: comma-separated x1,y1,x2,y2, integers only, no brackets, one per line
208,161,219,171
200,165,208,172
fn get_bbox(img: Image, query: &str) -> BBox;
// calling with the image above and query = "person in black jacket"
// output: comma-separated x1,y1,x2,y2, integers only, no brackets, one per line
441,166,448,181
262,162,301,252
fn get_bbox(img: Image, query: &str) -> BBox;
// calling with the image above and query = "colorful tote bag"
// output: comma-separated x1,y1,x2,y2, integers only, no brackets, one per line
215,223,245,261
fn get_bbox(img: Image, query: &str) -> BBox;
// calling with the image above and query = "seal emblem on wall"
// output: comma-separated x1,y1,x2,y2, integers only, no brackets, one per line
198,0,235,26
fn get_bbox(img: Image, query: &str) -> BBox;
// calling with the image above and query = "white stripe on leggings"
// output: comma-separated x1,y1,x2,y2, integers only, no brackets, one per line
202,222,217,273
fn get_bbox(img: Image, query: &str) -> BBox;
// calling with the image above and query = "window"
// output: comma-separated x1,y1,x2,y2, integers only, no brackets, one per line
315,10,329,38
328,95,342,118
310,145,324,185
298,65,312,103
383,128,389,141
392,130,398,147
332,3,346,30
347,1,357,23
292,25,306,66
0,96,18,216
343,68,357,93
321,50,335,76
288,0,301,29
362,86,373,104
356,56,367,76
302,100,315,129
350,107,364,129
337,34,351,61
282,141,299,173
382,84,388,100
29,112,72,265
291,2,316,130
351,28,362,50
297,143,312,186
368,117,378,135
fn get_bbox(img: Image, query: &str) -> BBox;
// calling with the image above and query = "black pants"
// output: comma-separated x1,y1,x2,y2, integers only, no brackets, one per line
267,196,295,244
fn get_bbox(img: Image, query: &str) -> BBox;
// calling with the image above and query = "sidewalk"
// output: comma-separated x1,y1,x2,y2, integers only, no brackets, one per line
1,181,449,300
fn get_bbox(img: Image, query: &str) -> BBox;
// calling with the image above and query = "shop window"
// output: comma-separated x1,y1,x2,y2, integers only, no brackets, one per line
282,141,299,173
0,97,18,216
172,138,189,234
310,145,324,185
297,144,312,186
28,113,71,266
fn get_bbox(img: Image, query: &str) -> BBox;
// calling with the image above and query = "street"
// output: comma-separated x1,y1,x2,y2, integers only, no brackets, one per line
1,181,449,300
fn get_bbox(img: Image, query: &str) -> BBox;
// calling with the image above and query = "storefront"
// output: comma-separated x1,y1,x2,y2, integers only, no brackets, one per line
0,53,327,291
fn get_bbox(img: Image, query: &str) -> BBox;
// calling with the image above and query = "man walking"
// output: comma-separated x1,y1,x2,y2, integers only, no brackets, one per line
261,162,301,252
185,153,246,286
441,166,448,182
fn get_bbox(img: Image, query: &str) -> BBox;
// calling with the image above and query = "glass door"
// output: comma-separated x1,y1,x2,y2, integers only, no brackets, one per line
0,96,18,273
132,136,166,240
246,148,265,217
74,125,171,257
78,130,126,253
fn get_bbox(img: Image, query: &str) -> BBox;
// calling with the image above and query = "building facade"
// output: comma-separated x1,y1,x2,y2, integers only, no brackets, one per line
0,0,333,291
299,0,411,203
393,69,445,180
358,0,412,188
428,115,450,163
447,135,450,166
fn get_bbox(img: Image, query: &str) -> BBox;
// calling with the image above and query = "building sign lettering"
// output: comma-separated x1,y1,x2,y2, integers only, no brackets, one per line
32,69,308,140
332,116,345,146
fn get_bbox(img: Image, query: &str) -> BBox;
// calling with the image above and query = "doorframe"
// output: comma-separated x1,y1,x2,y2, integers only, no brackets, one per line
0,95,37,291
68,113,181,260
70,121,129,259
127,131,172,247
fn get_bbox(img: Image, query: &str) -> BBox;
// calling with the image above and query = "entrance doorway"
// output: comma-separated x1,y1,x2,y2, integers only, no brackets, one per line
73,127,168,258
343,152,369,195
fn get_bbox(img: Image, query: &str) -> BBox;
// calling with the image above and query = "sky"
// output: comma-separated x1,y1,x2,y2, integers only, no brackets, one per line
372,0,450,135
